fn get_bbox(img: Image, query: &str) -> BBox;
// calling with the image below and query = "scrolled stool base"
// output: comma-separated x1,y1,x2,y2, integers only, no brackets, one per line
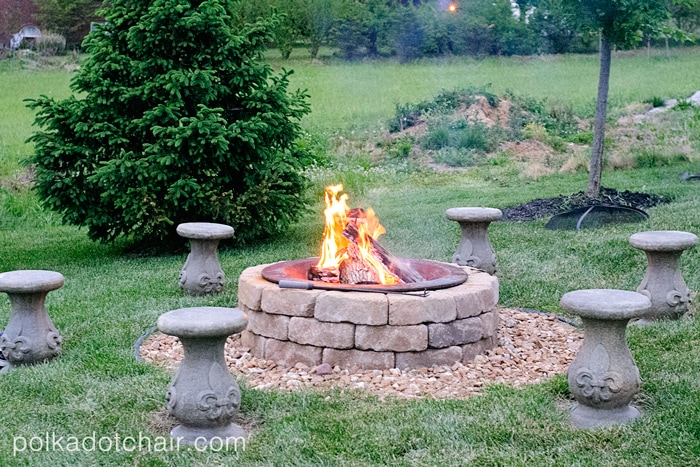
560,289,650,429
157,306,248,445
177,223,234,296
570,403,641,429
445,207,502,275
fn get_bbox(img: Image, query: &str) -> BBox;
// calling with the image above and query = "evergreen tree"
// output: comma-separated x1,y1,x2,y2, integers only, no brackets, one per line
26,0,312,245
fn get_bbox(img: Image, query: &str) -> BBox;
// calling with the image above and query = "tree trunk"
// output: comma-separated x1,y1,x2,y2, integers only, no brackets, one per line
587,33,612,199
310,37,320,59
646,34,650,58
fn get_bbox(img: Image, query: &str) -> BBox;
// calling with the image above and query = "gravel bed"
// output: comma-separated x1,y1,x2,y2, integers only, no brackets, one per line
139,307,582,400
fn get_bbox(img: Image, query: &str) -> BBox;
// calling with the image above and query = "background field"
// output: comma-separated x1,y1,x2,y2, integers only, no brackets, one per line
276,48,700,132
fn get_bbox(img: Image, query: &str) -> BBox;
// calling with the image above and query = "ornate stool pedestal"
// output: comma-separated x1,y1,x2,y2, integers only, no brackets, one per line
629,230,698,321
0,270,64,373
177,222,234,296
157,306,248,445
560,289,651,429
445,207,502,275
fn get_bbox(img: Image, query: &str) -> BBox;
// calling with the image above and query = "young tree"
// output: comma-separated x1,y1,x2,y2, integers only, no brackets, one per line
271,0,307,59
303,0,335,59
26,0,312,245
332,0,370,60
392,4,425,61
485,0,539,55
528,0,578,54
563,0,673,198
363,0,393,57
228,0,272,28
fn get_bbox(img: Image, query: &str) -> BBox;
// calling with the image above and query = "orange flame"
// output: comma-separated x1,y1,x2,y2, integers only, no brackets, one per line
317,184,349,270
316,184,399,285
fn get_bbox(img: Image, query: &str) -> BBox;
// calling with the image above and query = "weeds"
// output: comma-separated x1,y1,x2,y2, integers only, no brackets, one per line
645,96,667,107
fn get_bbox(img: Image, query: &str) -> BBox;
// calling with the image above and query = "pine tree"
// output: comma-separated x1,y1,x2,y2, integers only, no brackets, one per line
26,0,312,244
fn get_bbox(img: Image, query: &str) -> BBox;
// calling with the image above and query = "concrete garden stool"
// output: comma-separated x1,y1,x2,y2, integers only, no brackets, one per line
177,222,234,296
0,270,64,373
629,230,698,321
157,306,248,445
445,207,502,275
560,289,651,429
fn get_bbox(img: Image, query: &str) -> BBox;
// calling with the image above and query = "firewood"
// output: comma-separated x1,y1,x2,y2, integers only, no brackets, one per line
339,244,381,284
308,266,338,283
341,224,424,283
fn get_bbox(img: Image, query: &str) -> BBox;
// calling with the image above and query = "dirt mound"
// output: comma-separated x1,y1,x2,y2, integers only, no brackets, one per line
390,95,513,141
456,96,511,128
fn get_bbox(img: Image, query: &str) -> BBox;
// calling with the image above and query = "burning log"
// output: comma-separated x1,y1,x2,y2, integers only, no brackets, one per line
307,266,338,283
339,243,384,284
341,224,424,284
308,185,424,285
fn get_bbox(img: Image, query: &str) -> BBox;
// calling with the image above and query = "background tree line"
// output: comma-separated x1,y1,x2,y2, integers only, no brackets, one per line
227,0,700,61
28,0,700,58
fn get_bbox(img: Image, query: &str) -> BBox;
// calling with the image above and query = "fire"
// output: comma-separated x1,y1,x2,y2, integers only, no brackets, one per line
316,184,400,285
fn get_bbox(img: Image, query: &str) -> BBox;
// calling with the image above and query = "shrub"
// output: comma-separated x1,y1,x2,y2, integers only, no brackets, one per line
454,121,493,152
387,139,412,159
34,33,66,56
507,93,580,139
422,123,451,150
644,96,666,108
387,102,423,133
523,122,548,141
634,149,690,168
431,147,478,167
25,0,311,245
568,131,594,145
674,100,694,111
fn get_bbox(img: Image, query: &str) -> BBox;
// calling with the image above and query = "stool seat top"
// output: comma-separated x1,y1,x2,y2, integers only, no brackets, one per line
629,230,698,251
176,222,234,240
560,289,650,320
158,307,247,338
0,270,64,294
446,207,503,222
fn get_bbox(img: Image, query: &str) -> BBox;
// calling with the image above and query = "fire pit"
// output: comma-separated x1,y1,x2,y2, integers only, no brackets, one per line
237,184,499,370
238,262,499,370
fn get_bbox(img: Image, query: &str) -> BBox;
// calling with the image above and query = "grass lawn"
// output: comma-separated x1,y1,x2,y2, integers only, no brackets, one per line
270,47,700,133
0,49,699,465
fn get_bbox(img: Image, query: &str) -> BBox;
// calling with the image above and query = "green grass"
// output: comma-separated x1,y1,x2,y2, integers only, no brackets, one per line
1,50,700,465
0,67,72,178
272,47,700,133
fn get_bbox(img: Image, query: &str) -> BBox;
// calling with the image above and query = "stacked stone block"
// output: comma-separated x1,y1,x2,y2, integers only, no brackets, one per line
238,263,499,370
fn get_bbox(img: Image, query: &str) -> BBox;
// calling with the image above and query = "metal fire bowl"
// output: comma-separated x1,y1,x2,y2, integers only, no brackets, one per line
261,257,468,292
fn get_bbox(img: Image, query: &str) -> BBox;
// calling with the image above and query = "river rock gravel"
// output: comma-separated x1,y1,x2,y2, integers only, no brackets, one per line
139,307,582,400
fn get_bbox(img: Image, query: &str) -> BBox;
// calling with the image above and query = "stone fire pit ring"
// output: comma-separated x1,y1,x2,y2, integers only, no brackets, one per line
237,261,499,371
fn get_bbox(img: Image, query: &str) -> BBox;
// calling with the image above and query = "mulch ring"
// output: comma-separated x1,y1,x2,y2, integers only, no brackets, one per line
501,187,668,222
139,307,582,400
